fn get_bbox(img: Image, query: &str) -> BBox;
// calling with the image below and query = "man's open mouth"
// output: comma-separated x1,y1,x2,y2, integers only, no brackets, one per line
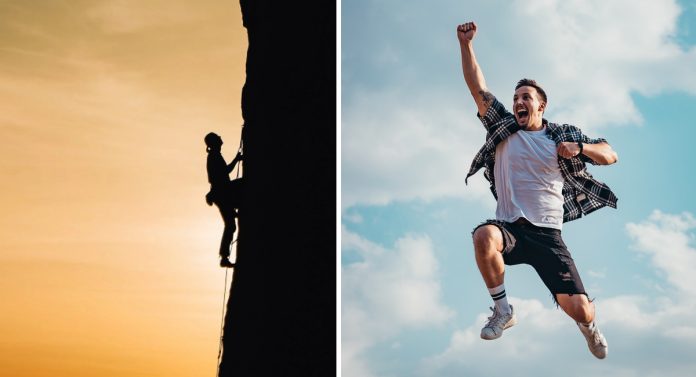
516,109,529,122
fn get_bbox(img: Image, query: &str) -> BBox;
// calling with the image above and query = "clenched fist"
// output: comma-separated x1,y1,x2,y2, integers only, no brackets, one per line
457,22,477,43
557,142,582,159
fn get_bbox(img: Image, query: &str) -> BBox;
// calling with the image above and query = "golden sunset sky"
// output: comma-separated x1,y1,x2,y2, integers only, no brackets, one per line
0,1,247,375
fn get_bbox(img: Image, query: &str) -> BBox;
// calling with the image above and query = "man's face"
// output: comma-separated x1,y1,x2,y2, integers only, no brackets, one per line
512,86,545,129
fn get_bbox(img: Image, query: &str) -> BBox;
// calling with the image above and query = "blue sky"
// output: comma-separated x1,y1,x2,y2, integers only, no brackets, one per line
341,0,696,376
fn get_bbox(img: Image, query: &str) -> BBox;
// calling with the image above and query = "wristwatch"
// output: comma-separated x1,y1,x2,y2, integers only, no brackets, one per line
577,141,584,155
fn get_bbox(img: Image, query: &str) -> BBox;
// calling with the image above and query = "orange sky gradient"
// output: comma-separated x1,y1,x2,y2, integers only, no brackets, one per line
0,1,247,375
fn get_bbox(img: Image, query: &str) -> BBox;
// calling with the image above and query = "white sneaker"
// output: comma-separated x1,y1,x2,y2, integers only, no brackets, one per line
577,321,608,359
480,305,516,340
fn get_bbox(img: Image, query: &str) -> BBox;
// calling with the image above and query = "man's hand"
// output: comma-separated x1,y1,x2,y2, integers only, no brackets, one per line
233,151,244,162
557,142,582,159
457,22,477,44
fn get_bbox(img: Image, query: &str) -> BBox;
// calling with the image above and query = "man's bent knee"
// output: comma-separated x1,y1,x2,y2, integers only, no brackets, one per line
473,225,503,253
557,294,594,323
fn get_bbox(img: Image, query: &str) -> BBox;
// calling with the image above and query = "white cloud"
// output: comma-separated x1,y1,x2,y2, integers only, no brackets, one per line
341,88,494,209
626,210,696,297
598,210,696,340
503,0,691,128
342,228,455,377
342,0,696,208
342,210,363,224
421,297,580,377
599,295,662,330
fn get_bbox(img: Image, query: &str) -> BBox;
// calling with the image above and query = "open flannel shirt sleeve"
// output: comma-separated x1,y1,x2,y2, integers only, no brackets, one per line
465,97,618,223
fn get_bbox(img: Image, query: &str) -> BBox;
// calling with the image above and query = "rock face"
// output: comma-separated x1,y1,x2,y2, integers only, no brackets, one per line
218,1,335,376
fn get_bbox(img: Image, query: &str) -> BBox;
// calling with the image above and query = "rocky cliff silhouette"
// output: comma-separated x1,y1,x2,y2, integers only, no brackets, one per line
217,1,335,376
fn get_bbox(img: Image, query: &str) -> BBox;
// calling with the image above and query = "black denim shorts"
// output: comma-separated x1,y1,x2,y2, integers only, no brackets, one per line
473,219,587,302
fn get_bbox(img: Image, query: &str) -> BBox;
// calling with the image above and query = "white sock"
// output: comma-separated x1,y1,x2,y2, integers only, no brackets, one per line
488,284,511,314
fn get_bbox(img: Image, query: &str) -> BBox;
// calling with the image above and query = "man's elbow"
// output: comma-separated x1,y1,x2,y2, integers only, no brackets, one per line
602,151,618,165
594,142,618,165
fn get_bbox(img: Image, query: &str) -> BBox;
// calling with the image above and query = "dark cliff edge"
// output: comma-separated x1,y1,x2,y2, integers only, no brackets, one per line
218,1,335,376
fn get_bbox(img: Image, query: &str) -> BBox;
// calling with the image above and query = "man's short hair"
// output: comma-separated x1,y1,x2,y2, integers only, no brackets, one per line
515,78,548,105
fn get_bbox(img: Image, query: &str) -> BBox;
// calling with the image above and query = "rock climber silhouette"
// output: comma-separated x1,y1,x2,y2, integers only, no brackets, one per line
204,132,243,268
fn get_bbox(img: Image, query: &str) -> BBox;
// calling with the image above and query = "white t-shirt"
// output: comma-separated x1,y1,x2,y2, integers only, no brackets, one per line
494,127,565,229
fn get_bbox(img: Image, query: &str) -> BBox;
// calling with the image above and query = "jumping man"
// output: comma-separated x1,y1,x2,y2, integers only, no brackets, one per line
457,21,618,359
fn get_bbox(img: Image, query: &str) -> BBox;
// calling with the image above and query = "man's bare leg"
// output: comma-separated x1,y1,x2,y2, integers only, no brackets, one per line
473,225,516,339
557,293,608,359
472,225,505,287
556,293,594,323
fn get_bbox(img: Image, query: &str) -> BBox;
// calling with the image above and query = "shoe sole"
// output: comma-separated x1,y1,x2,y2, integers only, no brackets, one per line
588,341,608,359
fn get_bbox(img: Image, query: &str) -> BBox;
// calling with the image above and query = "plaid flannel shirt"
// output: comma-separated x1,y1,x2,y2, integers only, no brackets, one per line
465,97,618,223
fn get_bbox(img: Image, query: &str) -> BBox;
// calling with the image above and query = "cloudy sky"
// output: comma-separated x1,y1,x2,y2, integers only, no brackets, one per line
0,2,245,376
342,0,696,376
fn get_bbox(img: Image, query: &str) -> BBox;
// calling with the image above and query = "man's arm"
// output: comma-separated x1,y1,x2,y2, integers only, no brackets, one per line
457,21,494,117
557,142,618,165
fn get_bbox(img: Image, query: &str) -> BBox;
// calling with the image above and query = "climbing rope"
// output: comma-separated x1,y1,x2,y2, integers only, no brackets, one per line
216,263,229,377
216,238,240,376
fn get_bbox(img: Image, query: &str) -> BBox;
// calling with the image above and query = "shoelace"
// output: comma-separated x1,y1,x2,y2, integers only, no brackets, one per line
485,307,507,327
591,330,604,346
585,324,605,347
